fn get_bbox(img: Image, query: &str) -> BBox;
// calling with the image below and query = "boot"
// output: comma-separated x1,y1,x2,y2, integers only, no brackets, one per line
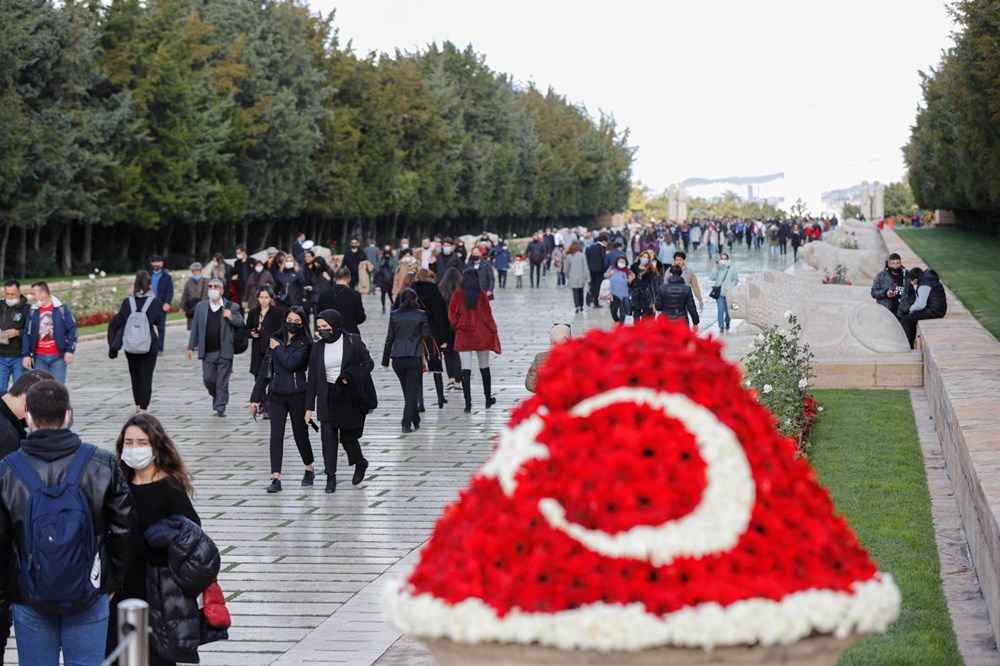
462,370,473,413
434,373,447,408
481,368,496,408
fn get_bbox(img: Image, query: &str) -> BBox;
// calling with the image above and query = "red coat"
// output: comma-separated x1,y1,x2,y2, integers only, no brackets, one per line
448,288,501,354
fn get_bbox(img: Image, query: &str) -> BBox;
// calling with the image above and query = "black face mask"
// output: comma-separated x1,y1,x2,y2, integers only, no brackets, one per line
318,329,341,343
284,322,302,334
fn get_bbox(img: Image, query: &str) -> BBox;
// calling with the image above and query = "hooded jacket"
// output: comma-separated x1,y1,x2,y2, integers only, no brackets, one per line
21,295,77,358
655,275,700,325
909,268,947,317
144,515,223,664
448,289,501,354
0,428,137,612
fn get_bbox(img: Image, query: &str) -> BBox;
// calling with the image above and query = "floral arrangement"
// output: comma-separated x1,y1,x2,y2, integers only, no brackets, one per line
821,264,852,285
385,318,899,652
743,312,816,454
836,238,859,250
76,311,116,327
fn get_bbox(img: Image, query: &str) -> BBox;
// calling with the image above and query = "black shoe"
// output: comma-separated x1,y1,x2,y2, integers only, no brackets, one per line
262,411,270,420
418,404,426,413
266,478,282,493
352,459,369,485
325,476,336,493
463,405,472,413
402,425,413,433
438,397,447,408
413,419,420,430
302,470,315,486
216,410,226,418
486,396,497,409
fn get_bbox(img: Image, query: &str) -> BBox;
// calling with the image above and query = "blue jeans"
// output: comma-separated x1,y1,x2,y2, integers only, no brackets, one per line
33,354,67,383
13,594,109,666
0,355,25,395
717,296,730,331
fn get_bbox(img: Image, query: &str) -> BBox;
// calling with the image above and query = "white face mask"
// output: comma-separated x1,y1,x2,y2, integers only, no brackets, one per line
255,265,263,273
121,446,154,471
4,298,18,307
284,261,294,269
207,289,221,301
720,259,730,266
442,247,453,255
617,262,626,269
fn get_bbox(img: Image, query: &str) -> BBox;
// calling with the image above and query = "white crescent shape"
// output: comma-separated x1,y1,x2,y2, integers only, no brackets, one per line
479,387,755,567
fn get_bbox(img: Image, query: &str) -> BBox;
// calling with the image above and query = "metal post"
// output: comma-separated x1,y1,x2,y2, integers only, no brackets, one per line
117,599,149,666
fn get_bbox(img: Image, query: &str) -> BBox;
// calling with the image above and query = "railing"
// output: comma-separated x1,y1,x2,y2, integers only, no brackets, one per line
99,599,149,666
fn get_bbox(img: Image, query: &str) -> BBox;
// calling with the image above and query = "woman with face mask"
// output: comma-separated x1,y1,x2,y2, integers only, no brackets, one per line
709,253,739,333
603,256,634,324
110,414,211,665
274,255,304,307
305,309,375,493
243,259,276,311
249,306,313,493
628,250,660,322
107,271,163,413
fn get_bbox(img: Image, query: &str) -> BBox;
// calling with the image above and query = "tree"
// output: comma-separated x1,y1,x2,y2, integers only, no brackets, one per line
790,198,809,218
842,202,860,219
883,180,916,218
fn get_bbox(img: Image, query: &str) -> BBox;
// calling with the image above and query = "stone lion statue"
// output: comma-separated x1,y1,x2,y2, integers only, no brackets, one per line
796,241,885,282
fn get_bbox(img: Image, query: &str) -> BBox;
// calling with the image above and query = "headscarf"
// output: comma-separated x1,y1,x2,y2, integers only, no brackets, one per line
316,309,343,342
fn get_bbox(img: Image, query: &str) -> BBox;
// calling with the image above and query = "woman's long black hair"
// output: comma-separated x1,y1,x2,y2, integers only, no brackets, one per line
439,267,463,305
462,268,481,310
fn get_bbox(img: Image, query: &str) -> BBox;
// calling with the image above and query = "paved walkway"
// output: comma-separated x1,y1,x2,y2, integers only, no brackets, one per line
5,238,990,664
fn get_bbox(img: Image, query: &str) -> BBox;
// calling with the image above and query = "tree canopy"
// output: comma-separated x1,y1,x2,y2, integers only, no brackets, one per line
0,0,634,275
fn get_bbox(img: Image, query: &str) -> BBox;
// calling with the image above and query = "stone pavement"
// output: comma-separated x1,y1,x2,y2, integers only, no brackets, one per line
4,238,990,664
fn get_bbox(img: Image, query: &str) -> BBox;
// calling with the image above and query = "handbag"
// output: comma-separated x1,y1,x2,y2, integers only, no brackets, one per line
421,338,443,373
709,285,722,300
202,581,231,629
260,352,274,381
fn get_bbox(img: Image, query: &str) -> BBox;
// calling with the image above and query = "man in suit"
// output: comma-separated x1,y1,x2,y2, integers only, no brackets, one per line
186,278,245,417
317,268,367,335
585,233,609,308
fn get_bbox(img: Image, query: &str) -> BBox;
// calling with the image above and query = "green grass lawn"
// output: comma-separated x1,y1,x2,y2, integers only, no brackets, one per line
897,227,1000,341
808,389,961,665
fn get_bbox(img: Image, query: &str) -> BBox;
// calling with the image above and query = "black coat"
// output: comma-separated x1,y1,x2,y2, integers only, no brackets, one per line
655,276,699,325
0,399,25,460
341,249,366,285
144,516,223,664
251,331,310,400
0,429,137,612
316,284,366,334
107,294,164,356
305,332,375,428
411,282,449,344
382,309,431,365
585,242,607,273
274,268,304,307
245,305,287,376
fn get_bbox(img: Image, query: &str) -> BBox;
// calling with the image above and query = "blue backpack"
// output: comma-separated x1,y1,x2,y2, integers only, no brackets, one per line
6,444,101,612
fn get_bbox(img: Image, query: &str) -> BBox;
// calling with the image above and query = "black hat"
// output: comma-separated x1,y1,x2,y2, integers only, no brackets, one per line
150,254,164,262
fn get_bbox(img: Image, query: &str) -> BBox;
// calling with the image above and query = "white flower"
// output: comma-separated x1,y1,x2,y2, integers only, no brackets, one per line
111,286,118,292
72,280,81,287
762,384,773,394
798,377,808,389
785,418,791,425
746,342,756,352
754,334,764,346
743,379,752,388
817,406,824,412
784,310,794,321
99,270,106,277
92,268,99,274
87,274,95,280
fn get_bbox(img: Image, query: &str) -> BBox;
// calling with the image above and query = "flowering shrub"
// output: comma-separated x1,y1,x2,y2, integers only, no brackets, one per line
837,238,859,250
743,312,816,454
821,264,852,285
76,312,116,327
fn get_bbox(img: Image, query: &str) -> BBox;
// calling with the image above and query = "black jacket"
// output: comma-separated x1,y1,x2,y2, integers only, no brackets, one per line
245,305,287,376
434,253,465,281
585,242,607,273
341,250,366,286
382,309,431,365
526,239,547,263
0,429,137,612
0,296,29,359
274,268,304,307
655,276,700,325
411,282,450,344
144,516,223,664
251,330,310,400
916,268,948,317
305,332,375,428
0,399,25,460
316,284,366,334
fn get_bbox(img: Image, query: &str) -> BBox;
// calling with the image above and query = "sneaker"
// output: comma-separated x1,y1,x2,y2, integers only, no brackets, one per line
266,478,282,493
352,459,369,486
302,470,315,486
325,476,336,493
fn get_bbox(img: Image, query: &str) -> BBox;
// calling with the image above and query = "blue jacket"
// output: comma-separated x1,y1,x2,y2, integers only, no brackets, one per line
21,295,77,358
151,269,174,307
490,245,512,271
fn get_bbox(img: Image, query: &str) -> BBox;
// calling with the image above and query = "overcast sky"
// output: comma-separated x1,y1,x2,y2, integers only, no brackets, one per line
312,0,955,213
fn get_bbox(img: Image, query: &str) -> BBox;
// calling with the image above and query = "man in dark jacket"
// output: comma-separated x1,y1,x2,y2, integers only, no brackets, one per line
434,238,465,282
149,254,174,354
21,281,77,384
186,279,246,417
655,265,700,331
870,253,907,316
0,280,30,395
0,380,137,664
0,370,54,459
899,267,947,349
525,233,547,288
317,268,367,335
340,239,366,290
585,234,609,307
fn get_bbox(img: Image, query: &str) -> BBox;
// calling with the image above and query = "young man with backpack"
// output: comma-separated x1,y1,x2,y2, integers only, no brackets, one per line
0,380,137,665
108,271,163,413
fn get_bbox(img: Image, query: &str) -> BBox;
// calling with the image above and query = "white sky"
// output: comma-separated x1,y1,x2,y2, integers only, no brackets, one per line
313,0,956,214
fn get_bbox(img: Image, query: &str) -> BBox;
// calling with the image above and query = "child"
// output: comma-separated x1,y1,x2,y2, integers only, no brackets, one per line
513,255,525,288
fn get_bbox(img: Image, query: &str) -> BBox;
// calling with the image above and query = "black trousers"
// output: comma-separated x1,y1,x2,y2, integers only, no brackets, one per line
320,422,364,475
443,347,461,382
900,309,943,349
589,271,603,304
125,349,157,410
530,261,543,287
497,269,507,288
392,356,423,428
572,287,584,309
610,295,626,322
268,391,314,474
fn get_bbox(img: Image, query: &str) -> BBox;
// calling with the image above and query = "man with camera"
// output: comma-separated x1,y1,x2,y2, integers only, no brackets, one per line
870,253,908,317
